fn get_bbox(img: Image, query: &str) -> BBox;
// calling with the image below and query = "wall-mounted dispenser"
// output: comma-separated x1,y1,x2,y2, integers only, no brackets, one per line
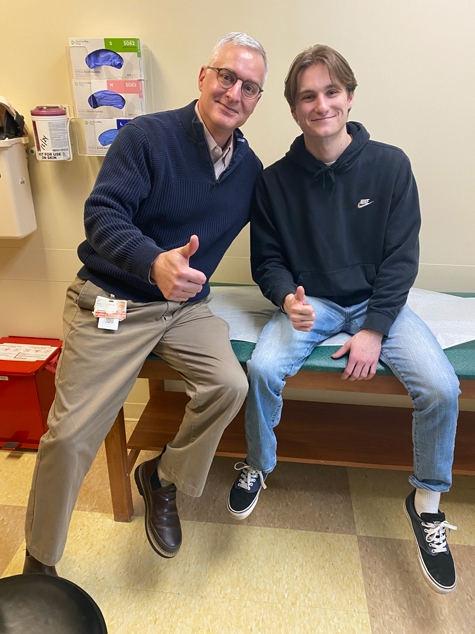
68,37,150,156
0,96,37,239
30,105,72,161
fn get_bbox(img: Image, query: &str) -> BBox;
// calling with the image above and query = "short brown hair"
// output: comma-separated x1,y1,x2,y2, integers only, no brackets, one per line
284,45,357,108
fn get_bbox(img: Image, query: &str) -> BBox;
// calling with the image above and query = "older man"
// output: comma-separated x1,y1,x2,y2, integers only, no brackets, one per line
24,32,267,574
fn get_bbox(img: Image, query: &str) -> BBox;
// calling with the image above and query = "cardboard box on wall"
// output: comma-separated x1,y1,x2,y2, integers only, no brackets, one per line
72,79,146,118
80,118,132,155
69,38,144,80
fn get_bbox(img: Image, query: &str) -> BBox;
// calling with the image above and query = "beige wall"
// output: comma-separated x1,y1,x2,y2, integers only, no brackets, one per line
1,1,474,414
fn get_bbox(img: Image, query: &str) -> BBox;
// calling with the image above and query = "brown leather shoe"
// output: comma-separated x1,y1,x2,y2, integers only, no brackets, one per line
134,457,182,558
23,553,58,576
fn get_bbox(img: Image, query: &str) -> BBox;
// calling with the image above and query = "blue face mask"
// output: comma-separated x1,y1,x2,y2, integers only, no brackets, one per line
98,128,119,146
87,90,126,110
85,49,124,70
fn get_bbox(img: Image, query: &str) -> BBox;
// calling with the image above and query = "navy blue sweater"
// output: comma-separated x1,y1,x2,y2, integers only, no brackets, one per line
251,122,420,336
77,101,262,302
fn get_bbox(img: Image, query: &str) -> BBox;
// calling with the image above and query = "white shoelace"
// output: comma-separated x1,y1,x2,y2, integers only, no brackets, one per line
233,462,267,491
423,519,457,554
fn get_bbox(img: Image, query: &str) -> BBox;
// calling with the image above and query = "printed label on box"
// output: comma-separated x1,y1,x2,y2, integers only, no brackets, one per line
70,38,142,55
69,37,144,80
0,344,58,362
83,118,132,155
72,79,146,118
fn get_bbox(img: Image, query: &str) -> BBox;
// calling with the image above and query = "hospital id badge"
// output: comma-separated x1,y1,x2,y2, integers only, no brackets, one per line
93,295,127,330
97,316,119,330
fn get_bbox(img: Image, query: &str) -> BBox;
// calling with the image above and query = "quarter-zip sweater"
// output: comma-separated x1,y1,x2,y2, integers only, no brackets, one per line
251,122,420,336
77,100,262,302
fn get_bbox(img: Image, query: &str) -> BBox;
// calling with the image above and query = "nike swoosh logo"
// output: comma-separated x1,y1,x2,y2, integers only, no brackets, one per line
357,200,374,209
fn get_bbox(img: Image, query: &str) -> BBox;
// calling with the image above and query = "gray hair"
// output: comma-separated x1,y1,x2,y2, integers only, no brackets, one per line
208,32,269,80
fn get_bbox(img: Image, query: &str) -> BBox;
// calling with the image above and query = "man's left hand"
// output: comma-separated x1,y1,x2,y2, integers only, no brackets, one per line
331,329,384,381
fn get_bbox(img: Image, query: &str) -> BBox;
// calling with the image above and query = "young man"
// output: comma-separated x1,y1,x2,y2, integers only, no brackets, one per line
227,45,459,595
23,32,267,575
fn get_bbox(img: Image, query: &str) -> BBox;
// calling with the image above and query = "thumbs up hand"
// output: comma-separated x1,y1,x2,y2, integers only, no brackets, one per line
175,234,200,261
151,234,207,301
282,285,315,331
294,285,307,305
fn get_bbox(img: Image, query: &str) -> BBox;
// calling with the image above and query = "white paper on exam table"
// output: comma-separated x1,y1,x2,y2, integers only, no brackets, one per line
209,286,475,349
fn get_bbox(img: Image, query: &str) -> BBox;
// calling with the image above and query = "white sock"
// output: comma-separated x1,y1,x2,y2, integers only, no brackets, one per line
415,489,441,516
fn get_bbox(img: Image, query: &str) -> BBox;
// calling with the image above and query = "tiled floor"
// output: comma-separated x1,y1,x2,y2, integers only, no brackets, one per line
2,431,475,634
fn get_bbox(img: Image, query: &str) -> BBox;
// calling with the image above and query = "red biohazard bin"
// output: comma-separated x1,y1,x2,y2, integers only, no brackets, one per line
0,336,62,450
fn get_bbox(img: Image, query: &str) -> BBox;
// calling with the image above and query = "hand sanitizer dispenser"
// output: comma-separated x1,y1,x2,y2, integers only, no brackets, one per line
0,97,37,238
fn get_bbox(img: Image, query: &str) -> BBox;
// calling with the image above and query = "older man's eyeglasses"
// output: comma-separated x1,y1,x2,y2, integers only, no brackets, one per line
207,67,263,100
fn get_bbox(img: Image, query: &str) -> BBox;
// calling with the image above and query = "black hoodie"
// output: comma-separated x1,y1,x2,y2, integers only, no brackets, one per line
250,122,420,336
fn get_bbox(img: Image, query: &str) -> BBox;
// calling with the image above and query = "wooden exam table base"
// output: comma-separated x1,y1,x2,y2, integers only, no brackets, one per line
104,360,475,522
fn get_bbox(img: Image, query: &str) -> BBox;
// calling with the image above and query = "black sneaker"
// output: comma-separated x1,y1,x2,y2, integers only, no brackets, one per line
404,489,457,594
227,461,268,520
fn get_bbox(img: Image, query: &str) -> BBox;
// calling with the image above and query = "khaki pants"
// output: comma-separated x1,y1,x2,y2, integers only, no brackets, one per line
25,279,247,566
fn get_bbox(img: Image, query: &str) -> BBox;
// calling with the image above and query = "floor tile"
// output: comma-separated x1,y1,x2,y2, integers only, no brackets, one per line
2,513,201,591
195,522,367,611
348,468,414,540
172,594,372,634
178,456,356,535
0,450,36,506
2,524,370,632
58,511,208,595
3,429,475,634
438,484,475,546
0,505,26,576
359,535,475,631
82,584,179,634
60,512,367,611
1,542,25,578
349,467,475,546
369,612,473,634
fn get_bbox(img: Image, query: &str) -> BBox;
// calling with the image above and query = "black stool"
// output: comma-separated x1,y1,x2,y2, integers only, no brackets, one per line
0,574,107,633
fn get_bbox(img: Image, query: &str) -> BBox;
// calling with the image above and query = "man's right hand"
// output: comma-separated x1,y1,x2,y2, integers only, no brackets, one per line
283,286,315,331
151,235,207,301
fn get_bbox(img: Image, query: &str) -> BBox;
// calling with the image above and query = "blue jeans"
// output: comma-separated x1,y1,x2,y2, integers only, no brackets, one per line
245,298,460,492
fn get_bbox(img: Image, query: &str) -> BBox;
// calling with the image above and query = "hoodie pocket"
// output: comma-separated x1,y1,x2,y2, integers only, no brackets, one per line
298,264,376,297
